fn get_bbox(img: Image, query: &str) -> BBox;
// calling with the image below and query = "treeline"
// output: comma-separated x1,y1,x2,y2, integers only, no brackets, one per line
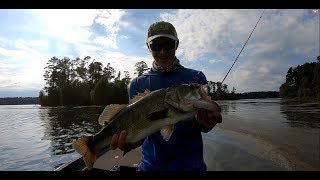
39,56,149,106
208,81,279,100
39,56,282,107
39,56,130,106
208,81,238,100
279,59,320,102
237,91,279,99
0,97,38,105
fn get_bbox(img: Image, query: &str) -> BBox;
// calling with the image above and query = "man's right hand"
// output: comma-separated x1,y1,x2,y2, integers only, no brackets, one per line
110,130,144,151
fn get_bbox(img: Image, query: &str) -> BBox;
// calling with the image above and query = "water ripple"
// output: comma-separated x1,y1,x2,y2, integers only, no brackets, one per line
1,101,319,171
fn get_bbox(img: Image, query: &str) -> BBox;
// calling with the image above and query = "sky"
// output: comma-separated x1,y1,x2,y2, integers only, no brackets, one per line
0,9,319,97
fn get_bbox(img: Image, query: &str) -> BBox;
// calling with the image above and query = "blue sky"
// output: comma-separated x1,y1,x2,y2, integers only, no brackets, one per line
0,9,319,97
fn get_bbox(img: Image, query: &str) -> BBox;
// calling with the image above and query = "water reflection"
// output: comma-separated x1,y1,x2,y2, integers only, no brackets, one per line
279,100,320,129
38,106,104,156
216,100,237,115
1,100,318,170
218,99,320,129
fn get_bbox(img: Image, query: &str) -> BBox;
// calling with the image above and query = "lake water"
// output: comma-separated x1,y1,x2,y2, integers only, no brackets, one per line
0,98,319,171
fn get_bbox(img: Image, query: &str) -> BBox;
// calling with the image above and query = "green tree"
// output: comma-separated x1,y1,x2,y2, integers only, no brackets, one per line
123,71,131,86
103,63,116,82
91,77,119,105
312,62,320,101
73,57,89,83
279,61,318,100
88,61,103,85
134,61,149,76
43,57,73,106
38,90,48,106
41,55,134,106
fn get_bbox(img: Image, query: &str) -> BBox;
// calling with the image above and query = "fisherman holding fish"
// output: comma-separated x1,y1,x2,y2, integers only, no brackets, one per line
73,21,222,171
72,21,222,171
109,21,222,171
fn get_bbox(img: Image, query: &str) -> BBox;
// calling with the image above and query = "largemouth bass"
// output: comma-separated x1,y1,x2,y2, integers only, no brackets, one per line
72,83,220,170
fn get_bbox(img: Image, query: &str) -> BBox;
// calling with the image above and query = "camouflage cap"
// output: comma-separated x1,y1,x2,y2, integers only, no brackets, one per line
147,21,178,43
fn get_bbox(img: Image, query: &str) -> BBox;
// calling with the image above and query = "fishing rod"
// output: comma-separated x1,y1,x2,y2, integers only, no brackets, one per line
221,9,265,84
318,9,320,61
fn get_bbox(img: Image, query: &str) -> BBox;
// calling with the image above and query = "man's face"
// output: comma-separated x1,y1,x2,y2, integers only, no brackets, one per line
147,37,178,67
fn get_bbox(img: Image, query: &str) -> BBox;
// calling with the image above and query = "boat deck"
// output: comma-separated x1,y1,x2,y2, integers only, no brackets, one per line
94,147,142,171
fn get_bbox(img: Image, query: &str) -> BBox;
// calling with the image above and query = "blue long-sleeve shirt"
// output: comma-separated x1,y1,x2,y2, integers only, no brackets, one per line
128,65,208,171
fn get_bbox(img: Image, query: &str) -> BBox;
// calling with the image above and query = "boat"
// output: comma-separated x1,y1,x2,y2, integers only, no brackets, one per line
55,147,142,171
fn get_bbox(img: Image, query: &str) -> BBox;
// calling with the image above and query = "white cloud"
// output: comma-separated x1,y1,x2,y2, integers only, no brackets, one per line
223,58,286,92
95,10,125,34
245,10,318,59
205,70,226,83
209,59,223,64
120,35,129,39
0,38,50,91
93,9,126,49
157,9,318,92
93,36,118,49
28,40,49,48
0,9,129,95
0,47,13,56
160,9,317,63
31,9,127,50
76,44,104,58
160,9,255,61
1,9,318,96
96,51,153,79
32,9,97,45
0,63,20,88
0,60,45,91
15,39,43,54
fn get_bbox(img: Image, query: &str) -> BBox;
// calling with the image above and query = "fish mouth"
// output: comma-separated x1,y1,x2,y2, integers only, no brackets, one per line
192,99,221,112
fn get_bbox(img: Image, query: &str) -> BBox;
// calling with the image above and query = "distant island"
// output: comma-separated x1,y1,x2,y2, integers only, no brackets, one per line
0,97,38,105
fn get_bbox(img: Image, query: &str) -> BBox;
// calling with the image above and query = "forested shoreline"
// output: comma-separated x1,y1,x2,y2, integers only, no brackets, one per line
36,56,283,106
0,56,283,106
37,56,148,106
0,91,280,105
279,58,320,102
0,97,38,105
6,56,319,106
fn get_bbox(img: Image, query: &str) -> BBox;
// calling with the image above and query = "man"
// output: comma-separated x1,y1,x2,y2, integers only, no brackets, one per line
110,21,222,171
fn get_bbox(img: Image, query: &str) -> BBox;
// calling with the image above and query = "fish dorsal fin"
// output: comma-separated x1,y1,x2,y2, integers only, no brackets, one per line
131,89,151,103
98,104,127,126
160,124,174,141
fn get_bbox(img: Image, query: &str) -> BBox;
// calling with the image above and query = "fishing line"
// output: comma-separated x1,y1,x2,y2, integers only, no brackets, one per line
221,9,265,84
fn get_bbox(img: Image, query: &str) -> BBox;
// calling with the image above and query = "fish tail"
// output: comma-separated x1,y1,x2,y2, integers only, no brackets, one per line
72,137,97,170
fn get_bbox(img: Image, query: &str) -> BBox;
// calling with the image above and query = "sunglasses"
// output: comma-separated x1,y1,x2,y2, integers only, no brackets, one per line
149,40,176,51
